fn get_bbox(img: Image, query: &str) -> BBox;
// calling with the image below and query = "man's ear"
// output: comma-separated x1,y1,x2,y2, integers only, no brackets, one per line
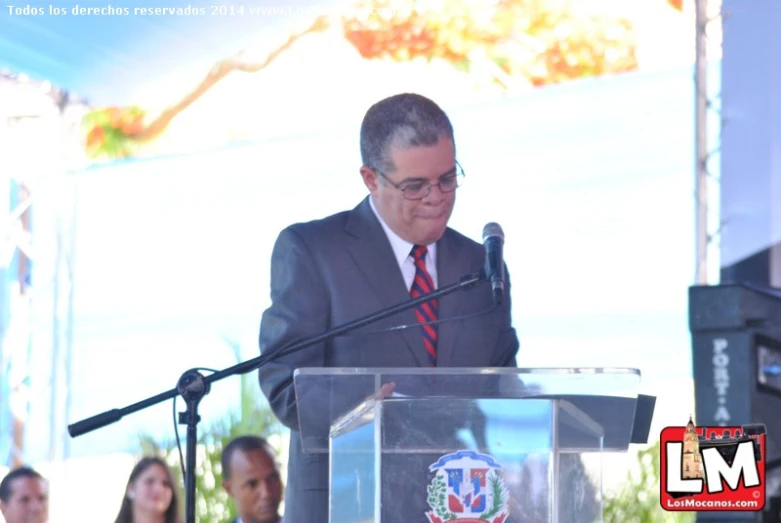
222,480,232,497
360,166,379,193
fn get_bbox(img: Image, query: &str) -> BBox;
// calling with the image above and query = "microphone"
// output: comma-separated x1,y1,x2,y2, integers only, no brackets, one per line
482,222,505,305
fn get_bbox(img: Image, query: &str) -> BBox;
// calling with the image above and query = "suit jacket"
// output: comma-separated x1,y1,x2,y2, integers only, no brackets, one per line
258,196,519,523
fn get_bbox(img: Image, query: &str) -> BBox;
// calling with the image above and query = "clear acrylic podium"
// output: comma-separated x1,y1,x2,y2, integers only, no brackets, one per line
293,367,647,523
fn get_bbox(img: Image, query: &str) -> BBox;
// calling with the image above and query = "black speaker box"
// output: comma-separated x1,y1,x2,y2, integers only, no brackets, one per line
689,284,781,522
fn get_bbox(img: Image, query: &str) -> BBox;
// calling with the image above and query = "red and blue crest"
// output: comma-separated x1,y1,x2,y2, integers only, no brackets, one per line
426,450,509,523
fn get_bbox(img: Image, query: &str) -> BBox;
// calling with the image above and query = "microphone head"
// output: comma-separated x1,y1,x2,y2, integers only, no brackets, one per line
482,222,504,243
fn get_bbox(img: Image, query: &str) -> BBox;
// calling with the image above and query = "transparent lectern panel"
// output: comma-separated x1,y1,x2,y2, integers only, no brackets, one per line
295,370,382,452
330,406,378,523
329,397,605,523
554,401,605,523
294,367,641,453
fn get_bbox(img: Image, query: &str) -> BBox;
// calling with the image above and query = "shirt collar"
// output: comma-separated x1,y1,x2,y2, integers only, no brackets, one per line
369,196,437,267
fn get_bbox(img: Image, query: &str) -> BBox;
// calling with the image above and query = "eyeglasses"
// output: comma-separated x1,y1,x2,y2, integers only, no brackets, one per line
372,161,465,200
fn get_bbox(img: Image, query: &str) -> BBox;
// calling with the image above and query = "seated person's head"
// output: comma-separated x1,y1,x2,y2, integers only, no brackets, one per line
114,456,179,523
221,436,282,523
0,466,48,523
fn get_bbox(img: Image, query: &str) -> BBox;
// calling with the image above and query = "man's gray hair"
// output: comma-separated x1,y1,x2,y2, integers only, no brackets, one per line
360,93,455,173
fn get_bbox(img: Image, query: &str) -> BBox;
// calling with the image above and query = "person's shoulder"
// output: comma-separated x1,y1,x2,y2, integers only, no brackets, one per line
445,226,480,246
279,197,373,247
275,207,354,249
287,208,352,235
443,226,483,254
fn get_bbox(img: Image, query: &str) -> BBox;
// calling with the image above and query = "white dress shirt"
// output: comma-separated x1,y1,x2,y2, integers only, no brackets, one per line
369,196,438,290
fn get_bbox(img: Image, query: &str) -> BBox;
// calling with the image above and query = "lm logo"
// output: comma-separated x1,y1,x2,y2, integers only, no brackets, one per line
660,418,766,512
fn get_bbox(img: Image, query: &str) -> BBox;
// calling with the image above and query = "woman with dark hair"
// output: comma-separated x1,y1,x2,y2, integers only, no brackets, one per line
114,456,181,523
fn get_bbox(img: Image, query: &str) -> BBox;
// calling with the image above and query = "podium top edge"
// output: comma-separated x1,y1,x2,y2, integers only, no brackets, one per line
689,282,781,298
294,367,642,377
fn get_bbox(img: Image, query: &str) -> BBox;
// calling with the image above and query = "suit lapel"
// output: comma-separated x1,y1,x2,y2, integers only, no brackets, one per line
344,198,430,367
435,230,468,366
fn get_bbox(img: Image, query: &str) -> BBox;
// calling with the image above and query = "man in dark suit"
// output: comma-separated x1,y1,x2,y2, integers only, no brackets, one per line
258,92,520,522
221,435,283,523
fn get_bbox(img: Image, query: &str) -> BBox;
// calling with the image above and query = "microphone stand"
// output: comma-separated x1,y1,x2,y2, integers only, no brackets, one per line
68,270,487,523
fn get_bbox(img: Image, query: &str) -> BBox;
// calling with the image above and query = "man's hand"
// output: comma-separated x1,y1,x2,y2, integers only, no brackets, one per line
375,382,396,400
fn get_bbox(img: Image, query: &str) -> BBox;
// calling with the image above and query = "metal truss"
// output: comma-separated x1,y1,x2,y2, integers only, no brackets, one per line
694,0,725,284
0,72,87,466
0,116,35,469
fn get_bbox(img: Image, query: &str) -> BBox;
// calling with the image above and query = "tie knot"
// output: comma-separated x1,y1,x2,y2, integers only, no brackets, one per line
411,245,427,261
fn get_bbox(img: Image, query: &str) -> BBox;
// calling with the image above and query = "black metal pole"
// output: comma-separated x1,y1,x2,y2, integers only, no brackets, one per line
176,370,209,523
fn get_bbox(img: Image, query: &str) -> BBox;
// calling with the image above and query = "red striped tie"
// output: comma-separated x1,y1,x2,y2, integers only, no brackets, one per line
410,245,438,366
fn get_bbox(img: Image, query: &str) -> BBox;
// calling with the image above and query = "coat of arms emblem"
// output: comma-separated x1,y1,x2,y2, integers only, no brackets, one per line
426,450,510,523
